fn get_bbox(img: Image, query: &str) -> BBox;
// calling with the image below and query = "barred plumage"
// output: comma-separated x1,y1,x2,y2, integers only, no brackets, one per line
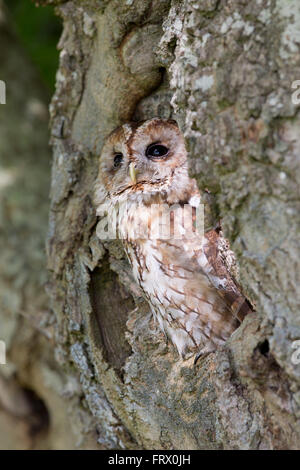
95,118,252,360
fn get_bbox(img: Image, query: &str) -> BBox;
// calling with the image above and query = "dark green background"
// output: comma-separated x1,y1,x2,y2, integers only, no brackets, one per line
4,0,61,91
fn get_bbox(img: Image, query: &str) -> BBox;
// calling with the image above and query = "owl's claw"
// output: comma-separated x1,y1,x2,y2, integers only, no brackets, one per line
193,350,213,365
194,352,203,365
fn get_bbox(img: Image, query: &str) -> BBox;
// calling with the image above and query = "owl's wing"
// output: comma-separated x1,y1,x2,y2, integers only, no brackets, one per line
175,202,253,324
157,220,252,340
202,229,253,323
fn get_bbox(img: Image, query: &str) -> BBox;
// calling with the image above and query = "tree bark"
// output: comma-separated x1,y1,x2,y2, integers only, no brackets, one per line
8,0,300,449
0,1,101,449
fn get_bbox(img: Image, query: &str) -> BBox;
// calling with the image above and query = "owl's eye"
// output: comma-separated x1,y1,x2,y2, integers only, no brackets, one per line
146,143,169,159
113,153,123,168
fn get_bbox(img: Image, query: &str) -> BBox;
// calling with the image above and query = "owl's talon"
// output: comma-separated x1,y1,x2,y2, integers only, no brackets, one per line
194,353,203,365
194,351,212,365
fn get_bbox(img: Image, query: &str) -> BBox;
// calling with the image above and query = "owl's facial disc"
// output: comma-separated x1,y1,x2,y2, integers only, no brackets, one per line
98,119,188,200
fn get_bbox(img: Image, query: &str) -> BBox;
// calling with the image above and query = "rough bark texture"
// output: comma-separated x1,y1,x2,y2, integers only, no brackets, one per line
0,1,99,449
2,0,299,449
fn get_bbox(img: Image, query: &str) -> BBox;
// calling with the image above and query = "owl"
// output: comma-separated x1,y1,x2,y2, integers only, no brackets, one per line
94,118,252,361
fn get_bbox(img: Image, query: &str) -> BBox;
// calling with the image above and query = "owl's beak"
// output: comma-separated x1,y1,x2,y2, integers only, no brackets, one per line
129,162,137,184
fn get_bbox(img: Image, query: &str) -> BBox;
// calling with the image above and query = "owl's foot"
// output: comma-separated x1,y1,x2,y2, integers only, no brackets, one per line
193,343,216,365
193,351,211,365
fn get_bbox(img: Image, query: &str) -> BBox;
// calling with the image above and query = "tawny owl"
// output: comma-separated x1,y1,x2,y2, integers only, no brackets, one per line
94,118,252,361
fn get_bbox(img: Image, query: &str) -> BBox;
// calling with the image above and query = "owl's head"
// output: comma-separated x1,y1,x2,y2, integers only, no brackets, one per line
95,118,194,206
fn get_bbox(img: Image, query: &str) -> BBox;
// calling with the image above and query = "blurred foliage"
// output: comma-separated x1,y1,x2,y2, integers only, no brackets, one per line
4,0,61,91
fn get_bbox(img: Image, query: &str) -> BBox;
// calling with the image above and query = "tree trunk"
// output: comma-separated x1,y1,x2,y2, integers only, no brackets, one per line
0,0,100,449
6,0,300,449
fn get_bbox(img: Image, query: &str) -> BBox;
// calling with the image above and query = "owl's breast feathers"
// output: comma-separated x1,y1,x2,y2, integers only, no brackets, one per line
121,198,252,359
96,117,253,358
